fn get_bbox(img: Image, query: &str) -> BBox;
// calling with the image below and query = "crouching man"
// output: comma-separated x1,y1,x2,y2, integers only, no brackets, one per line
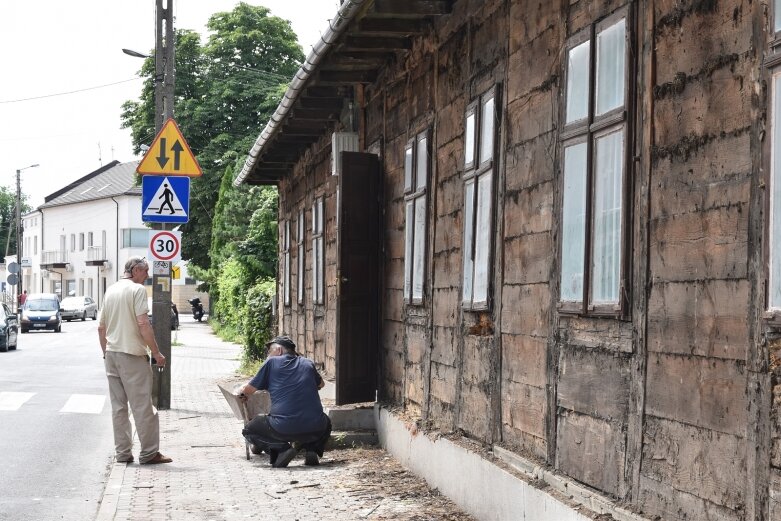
238,335,331,468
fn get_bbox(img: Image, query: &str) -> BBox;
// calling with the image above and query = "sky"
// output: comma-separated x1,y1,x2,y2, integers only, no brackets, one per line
0,0,341,209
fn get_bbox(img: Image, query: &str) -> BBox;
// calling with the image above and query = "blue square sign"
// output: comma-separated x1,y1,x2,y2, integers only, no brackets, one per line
142,176,190,224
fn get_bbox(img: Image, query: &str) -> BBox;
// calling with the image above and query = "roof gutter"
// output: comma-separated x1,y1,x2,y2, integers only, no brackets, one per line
234,0,368,186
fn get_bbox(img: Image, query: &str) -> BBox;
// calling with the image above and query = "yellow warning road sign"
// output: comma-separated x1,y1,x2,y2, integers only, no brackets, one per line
172,265,181,280
137,119,203,177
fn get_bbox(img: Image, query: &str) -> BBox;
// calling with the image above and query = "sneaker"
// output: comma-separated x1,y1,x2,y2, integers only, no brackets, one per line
304,451,319,466
250,444,263,455
268,450,278,466
272,447,298,468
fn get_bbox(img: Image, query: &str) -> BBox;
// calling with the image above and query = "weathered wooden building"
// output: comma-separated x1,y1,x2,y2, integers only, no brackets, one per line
235,0,781,519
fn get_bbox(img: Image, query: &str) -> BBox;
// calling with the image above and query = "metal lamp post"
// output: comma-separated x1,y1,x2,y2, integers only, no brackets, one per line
16,163,39,308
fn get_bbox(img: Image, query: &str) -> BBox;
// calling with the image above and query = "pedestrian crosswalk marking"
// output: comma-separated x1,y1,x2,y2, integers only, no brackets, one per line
60,394,106,414
0,392,35,411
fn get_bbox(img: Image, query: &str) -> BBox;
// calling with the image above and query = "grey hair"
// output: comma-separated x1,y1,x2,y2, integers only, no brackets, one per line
123,256,148,274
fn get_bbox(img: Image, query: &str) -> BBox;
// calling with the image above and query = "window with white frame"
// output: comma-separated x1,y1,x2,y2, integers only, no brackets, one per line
79,233,85,251
122,229,148,248
297,209,304,305
34,236,37,255
404,129,430,304
283,220,291,307
559,9,631,315
311,197,324,305
462,87,499,310
769,3,781,311
70,234,76,252
88,232,93,247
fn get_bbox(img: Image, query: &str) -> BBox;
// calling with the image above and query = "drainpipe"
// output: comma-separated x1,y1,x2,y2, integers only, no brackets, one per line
111,197,119,283
40,211,44,292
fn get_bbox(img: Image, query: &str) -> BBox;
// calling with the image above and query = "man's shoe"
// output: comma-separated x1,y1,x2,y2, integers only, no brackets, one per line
142,452,173,464
304,451,319,466
250,444,263,455
116,456,134,464
268,450,278,466
272,447,297,468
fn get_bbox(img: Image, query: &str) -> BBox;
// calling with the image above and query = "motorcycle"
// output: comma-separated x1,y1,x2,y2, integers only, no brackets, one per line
188,297,205,321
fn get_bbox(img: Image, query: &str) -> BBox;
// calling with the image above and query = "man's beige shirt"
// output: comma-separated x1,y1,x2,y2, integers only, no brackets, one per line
99,279,149,357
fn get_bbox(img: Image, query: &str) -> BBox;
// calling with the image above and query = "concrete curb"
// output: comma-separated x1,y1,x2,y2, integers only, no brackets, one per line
95,461,127,521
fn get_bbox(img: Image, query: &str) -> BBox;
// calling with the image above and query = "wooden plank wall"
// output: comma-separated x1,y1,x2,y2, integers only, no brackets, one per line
641,1,754,518
271,0,777,518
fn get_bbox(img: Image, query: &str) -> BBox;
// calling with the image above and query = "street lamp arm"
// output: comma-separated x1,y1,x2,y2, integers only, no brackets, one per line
122,48,150,59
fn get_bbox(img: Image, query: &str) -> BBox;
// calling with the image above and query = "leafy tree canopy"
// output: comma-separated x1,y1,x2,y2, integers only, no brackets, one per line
121,3,301,276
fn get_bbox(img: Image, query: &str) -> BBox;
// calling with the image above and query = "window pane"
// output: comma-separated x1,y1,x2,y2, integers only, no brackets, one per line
465,111,476,166
462,180,475,304
284,251,291,305
317,198,324,233
297,245,304,303
413,196,426,300
480,96,495,164
561,143,588,302
596,19,626,116
566,41,590,123
592,130,624,304
771,73,781,307
404,201,414,300
316,237,324,303
777,0,781,33
416,136,428,191
473,172,493,303
404,144,414,192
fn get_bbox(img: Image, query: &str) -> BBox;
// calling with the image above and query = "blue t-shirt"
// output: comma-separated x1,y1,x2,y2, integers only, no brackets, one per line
249,354,326,434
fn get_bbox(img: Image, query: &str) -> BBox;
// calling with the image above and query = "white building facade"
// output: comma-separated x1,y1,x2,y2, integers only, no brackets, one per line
22,161,147,307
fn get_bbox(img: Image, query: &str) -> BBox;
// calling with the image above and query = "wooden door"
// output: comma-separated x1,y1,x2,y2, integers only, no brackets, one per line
336,152,380,405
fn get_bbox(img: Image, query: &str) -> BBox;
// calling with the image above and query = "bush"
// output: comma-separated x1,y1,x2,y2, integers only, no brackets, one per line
242,277,276,368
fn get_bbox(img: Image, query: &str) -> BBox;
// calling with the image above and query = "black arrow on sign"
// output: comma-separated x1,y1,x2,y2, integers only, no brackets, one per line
156,138,169,168
171,140,183,170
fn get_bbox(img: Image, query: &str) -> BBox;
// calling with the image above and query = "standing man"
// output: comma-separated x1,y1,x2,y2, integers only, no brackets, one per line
18,290,27,307
98,256,172,465
239,336,331,468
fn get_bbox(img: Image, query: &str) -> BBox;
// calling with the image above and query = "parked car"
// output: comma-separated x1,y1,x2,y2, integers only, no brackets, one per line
147,297,179,330
60,296,98,321
20,293,62,333
0,303,18,352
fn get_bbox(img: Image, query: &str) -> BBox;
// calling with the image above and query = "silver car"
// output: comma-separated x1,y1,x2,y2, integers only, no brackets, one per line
60,296,98,321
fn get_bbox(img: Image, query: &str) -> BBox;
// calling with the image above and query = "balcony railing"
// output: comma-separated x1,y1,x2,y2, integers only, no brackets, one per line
86,245,107,264
41,250,68,267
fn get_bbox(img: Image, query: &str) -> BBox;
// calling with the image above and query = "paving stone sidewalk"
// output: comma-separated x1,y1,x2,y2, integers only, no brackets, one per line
96,321,473,521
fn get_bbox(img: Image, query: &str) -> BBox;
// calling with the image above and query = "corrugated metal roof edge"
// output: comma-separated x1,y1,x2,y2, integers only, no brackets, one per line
43,160,122,203
39,190,141,209
233,0,368,187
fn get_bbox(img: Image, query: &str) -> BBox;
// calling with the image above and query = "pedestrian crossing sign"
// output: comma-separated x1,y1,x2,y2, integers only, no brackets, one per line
141,176,190,223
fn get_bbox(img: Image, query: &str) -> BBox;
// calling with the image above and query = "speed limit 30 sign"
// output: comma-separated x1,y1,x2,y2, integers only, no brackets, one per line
148,230,182,262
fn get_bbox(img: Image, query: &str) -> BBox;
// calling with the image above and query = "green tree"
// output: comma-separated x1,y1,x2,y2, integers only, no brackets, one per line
0,187,30,263
121,2,302,275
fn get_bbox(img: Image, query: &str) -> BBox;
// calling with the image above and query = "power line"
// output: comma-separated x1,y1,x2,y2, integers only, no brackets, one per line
0,77,143,104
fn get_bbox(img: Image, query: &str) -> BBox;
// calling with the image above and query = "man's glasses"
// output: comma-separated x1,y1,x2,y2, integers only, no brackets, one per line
128,257,147,272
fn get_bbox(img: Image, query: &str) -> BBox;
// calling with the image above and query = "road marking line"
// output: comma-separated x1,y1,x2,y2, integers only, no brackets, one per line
0,391,35,410
60,394,106,414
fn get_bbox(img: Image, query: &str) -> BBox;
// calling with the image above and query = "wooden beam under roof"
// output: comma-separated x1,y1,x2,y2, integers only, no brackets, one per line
373,0,453,16
318,69,379,84
343,35,412,51
291,108,340,121
356,17,432,34
298,97,346,110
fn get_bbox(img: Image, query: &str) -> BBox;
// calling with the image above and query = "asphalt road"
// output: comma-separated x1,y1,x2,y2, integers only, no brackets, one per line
0,317,115,521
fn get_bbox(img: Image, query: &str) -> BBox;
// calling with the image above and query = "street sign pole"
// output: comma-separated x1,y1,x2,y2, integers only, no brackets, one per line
151,0,175,410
